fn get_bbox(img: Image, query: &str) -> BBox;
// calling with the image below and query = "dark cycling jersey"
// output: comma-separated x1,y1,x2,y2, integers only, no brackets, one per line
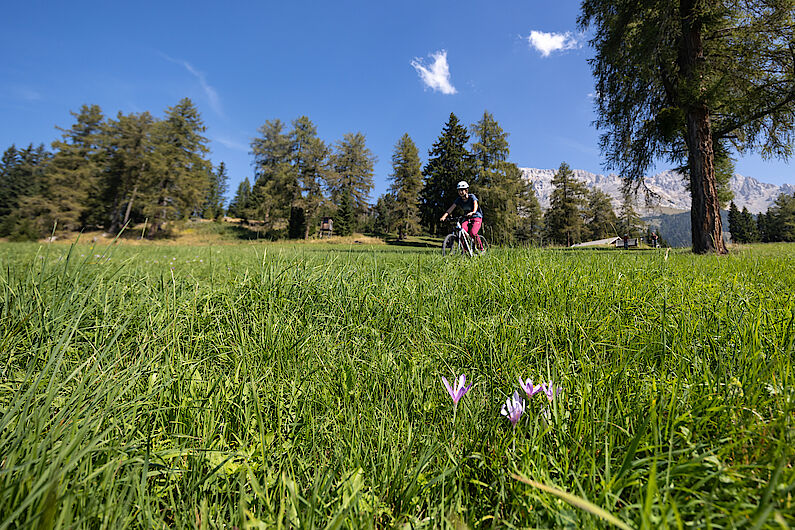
453,193,483,218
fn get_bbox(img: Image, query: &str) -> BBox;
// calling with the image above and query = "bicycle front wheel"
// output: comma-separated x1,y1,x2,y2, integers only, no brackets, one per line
442,234,457,256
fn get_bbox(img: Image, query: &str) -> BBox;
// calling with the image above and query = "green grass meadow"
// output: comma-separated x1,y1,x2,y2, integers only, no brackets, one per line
0,240,793,528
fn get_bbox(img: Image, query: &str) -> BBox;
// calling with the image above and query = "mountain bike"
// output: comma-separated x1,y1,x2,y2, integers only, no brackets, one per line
442,217,488,257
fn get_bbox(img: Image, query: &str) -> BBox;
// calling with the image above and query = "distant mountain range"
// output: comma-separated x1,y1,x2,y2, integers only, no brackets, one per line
520,168,794,214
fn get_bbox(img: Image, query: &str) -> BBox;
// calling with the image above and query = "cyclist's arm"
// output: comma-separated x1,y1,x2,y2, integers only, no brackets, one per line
440,204,456,221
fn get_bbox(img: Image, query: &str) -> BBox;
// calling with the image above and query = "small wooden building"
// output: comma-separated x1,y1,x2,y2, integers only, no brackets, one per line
319,217,333,238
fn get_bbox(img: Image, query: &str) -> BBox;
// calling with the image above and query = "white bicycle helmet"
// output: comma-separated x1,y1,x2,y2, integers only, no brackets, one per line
457,181,469,190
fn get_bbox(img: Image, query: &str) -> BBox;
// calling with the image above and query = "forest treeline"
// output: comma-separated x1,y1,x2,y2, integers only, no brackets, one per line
4,97,790,245
728,196,795,243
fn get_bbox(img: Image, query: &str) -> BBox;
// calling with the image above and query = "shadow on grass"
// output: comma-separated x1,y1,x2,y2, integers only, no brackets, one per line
383,236,442,249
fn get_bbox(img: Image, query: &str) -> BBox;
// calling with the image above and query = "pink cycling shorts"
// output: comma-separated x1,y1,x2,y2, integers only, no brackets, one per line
462,217,482,239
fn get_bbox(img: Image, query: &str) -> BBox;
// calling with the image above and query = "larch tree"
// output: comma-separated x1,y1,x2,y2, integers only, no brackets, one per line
470,111,525,244
145,98,211,235
250,119,296,229
103,111,160,232
545,162,589,246
291,117,328,238
27,105,105,232
227,177,252,220
420,113,474,235
203,162,229,220
388,133,423,239
327,132,376,233
579,0,795,254
585,188,619,240
617,186,645,238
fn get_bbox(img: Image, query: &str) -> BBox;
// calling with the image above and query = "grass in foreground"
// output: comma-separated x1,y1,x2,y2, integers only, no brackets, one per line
0,241,793,528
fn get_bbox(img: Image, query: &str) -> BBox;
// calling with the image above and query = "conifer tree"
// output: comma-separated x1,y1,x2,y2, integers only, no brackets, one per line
103,111,160,232
227,177,252,219
515,179,543,244
372,193,397,235
203,162,229,220
617,187,645,239
327,132,376,232
335,190,354,237
291,117,327,238
250,119,296,228
767,193,795,242
389,134,422,239
579,0,795,253
728,201,743,243
470,111,525,244
0,144,49,238
545,162,588,246
420,113,474,235
144,98,211,235
26,105,105,232
740,207,758,242
585,188,619,240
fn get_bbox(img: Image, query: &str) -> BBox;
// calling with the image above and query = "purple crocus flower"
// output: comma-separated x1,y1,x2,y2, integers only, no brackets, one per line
541,382,563,402
501,391,525,427
519,377,543,399
442,375,472,406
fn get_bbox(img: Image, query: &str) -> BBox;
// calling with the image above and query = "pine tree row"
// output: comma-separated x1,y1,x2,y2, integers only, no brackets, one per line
0,99,225,239
729,195,795,243
2,102,660,245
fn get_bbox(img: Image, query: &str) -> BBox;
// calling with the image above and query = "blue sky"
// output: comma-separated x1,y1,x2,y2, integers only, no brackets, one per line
1,0,792,203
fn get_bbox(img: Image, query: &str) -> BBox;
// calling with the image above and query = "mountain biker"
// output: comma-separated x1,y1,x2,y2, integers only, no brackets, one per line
440,181,484,250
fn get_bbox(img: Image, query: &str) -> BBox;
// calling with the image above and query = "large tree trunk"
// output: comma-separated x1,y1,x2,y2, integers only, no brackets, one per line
685,106,726,254
680,0,727,254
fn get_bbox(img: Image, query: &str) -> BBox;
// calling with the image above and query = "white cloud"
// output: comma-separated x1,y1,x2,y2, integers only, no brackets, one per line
411,50,457,95
159,53,223,116
527,31,581,57
213,136,248,152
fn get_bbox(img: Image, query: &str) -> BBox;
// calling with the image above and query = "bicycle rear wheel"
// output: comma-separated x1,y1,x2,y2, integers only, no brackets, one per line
474,234,488,255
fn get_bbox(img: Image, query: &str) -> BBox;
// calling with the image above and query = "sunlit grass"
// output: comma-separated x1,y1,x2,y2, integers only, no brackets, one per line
0,241,793,528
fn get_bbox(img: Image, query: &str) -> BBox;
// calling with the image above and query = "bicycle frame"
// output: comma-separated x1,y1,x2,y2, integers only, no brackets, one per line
443,217,480,257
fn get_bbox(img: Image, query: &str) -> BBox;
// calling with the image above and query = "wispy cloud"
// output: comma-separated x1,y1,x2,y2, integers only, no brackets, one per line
9,86,42,102
411,50,457,95
213,136,248,152
527,31,582,57
159,52,223,117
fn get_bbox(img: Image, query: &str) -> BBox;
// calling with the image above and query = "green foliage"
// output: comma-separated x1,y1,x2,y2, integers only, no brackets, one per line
335,190,354,236
227,177,252,220
470,111,527,245
516,179,543,245
389,134,422,239
0,144,49,235
203,162,229,220
0,242,793,527
617,187,645,238
102,111,160,231
545,162,589,246
291,117,328,238
765,193,795,242
585,188,619,240
579,0,795,252
420,113,474,235
372,192,397,235
144,98,212,235
34,104,106,232
327,132,376,232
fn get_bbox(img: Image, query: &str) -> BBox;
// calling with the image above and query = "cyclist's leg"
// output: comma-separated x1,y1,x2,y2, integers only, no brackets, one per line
468,218,483,250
